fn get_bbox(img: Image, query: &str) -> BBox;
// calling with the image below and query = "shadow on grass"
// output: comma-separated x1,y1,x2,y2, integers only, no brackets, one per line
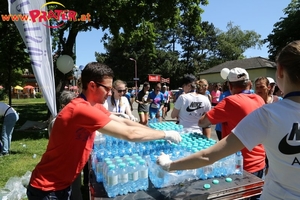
3,103,50,141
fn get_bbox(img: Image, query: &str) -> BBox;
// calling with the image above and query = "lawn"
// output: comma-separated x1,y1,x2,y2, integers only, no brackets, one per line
0,98,89,199
0,98,49,188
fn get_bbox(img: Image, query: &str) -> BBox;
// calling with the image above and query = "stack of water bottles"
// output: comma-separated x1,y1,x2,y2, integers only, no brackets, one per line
91,122,241,193
146,121,241,188
101,155,149,197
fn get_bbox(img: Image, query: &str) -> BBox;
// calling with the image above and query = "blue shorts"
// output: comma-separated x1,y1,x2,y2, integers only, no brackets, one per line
149,110,162,119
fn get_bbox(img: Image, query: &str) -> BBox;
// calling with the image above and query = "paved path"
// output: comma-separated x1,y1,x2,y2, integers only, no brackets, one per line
130,102,219,141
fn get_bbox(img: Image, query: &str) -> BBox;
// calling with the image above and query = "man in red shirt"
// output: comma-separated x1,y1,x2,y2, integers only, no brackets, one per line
27,62,181,200
198,68,266,179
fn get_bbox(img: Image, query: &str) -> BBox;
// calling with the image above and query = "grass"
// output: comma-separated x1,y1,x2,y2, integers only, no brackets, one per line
0,98,89,199
0,98,49,188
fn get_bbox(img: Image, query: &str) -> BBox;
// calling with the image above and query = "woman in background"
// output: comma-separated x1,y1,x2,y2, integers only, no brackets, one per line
103,80,136,121
135,82,150,125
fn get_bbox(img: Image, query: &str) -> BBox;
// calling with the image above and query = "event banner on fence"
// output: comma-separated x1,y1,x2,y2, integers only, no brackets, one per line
8,0,57,116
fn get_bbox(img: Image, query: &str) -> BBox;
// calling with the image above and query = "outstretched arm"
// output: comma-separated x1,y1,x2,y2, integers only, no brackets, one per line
158,133,244,171
99,119,182,143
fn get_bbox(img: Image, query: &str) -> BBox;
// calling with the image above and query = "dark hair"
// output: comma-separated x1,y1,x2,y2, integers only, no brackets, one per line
181,74,196,86
222,81,229,92
276,40,300,83
143,82,150,87
254,77,270,86
81,62,114,90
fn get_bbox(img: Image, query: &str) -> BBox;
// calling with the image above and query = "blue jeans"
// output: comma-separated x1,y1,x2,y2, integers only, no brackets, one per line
27,184,72,200
1,112,18,154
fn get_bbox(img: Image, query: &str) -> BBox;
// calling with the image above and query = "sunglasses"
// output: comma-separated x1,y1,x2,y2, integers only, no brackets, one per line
95,82,112,92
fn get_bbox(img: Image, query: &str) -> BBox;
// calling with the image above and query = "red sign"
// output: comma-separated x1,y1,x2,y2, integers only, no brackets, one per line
161,77,170,84
148,74,161,82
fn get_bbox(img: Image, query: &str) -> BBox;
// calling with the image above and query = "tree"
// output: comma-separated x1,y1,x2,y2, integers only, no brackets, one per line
0,2,31,105
214,22,263,62
265,0,300,60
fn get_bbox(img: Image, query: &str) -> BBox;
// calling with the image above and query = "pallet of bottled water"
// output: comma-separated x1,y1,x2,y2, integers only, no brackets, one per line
100,155,149,197
91,125,241,194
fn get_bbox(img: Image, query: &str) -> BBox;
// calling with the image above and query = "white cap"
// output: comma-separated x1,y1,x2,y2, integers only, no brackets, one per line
227,68,249,82
267,77,275,84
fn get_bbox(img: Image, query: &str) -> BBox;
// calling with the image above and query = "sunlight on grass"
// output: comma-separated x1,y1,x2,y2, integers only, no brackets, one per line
0,138,48,188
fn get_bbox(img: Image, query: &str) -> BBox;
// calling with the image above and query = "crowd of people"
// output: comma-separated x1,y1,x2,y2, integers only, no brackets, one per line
1,40,298,200
157,40,300,200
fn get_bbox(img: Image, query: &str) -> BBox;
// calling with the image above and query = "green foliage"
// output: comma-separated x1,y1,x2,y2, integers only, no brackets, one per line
215,22,263,61
35,92,42,98
265,0,300,60
0,89,7,101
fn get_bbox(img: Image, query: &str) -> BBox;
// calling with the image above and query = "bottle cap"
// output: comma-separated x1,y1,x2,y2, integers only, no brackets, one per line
203,183,211,189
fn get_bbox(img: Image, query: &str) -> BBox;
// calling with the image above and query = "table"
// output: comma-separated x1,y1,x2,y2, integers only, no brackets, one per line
89,170,264,200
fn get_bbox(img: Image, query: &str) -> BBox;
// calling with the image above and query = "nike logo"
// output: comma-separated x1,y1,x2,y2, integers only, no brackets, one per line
278,123,300,155
186,102,203,112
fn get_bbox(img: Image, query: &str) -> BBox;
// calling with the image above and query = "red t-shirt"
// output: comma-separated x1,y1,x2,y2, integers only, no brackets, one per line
30,98,111,191
206,93,266,173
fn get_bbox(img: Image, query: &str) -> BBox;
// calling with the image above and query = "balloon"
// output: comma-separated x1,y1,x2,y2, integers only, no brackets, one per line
220,68,230,80
56,55,74,74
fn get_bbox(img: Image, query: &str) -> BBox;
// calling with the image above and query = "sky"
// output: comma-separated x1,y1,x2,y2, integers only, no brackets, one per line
75,0,290,67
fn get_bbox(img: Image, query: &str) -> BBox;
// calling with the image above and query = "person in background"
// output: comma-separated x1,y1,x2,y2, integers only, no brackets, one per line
0,103,19,156
48,91,83,200
255,77,282,104
135,82,150,125
268,77,283,101
200,67,266,199
274,85,283,97
161,85,170,119
171,80,212,137
124,87,133,111
130,86,138,108
147,82,164,122
211,83,221,106
157,40,300,200
103,80,136,121
173,74,196,103
198,79,212,103
27,62,181,200
214,81,231,141
267,77,276,96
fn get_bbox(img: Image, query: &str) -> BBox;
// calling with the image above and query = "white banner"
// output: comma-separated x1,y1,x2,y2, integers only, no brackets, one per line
8,0,57,116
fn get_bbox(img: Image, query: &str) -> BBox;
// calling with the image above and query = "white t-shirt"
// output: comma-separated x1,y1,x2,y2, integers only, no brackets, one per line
103,96,130,114
174,93,211,133
232,99,300,200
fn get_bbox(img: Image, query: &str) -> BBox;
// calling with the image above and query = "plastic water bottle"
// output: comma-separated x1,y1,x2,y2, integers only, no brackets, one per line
118,163,129,195
128,161,139,192
235,151,243,175
138,159,149,190
103,160,113,186
105,164,118,197
94,131,106,150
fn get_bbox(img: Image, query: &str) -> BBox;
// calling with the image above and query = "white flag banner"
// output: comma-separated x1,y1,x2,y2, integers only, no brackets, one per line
8,0,57,116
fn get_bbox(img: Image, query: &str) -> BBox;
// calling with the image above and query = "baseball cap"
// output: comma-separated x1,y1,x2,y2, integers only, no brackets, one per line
267,77,276,84
227,68,249,82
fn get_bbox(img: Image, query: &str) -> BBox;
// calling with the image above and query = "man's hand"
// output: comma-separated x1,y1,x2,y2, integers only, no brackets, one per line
163,130,182,144
156,152,172,172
